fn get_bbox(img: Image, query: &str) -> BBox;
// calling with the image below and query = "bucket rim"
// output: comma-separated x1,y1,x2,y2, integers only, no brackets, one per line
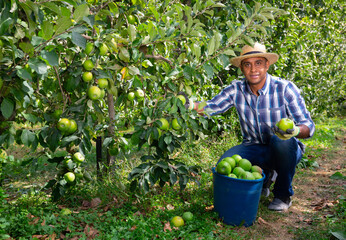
212,167,265,182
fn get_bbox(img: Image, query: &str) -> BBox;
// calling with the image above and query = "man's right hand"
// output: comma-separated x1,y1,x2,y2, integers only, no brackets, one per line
273,123,300,140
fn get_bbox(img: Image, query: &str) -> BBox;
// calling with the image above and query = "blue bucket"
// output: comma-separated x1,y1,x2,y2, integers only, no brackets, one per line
212,167,265,227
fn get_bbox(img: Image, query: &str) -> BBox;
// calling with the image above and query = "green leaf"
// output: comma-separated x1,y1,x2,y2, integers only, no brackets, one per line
119,47,130,62
22,113,38,123
128,24,137,42
16,69,32,81
223,49,236,56
128,66,140,76
22,81,34,95
242,35,254,46
42,21,54,40
330,231,346,240
55,16,72,35
46,128,60,152
61,136,79,145
191,43,201,59
212,3,226,8
156,161,168,169
183,66,195,81
71,31,86,48
21,129,36,147
19,42,34,56
169,172,177,185
41,2,62,15
83,15,95,27
1,98,14,119
0,18,14,36
330,172,345,180
203,63,214,79
73,4,90,23
41,50,59,66
28,58,48,75
207,36,216,55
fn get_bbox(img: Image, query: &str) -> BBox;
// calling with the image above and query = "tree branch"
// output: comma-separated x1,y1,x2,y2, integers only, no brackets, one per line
144,54,173,66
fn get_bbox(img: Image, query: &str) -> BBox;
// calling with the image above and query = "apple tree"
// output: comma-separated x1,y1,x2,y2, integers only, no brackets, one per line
0,0,284,197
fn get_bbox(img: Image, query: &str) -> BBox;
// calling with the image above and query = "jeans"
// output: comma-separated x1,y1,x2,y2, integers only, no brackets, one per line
218,135,303,199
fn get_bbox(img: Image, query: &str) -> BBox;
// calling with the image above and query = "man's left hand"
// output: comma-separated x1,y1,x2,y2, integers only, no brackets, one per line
273,122,300,140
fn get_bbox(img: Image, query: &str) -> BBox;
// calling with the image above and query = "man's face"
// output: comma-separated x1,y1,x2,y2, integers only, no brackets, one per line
240,57,270,87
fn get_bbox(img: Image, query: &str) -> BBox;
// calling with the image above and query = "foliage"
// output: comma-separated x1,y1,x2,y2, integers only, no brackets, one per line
0,0,285,196
262,0,346,117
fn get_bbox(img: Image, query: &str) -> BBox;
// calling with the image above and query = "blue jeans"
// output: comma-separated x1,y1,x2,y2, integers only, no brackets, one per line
218,135,303,199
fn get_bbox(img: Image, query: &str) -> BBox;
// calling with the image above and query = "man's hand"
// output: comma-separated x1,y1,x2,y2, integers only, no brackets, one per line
273,122,300,140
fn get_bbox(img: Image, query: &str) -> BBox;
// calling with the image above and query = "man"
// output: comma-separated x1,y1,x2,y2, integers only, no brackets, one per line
194,42,315,211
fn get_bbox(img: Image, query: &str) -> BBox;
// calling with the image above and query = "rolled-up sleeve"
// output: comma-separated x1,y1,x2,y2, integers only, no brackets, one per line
285,82,315,137
204,85,235,116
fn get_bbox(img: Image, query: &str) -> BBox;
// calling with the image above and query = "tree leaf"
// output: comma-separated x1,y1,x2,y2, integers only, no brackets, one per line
203,63,214,79
183,66,195,81
41,50,59,66
41,2,62,16
73,4,90,23
19,42,34,56
1,98,14,119
71,31,86,48
207,35,216,56
21,129,36,147
128,24,137,42
16,69,32,81
28,58,48,75
119,47,130,62
55,16,72,35
0,18,14,36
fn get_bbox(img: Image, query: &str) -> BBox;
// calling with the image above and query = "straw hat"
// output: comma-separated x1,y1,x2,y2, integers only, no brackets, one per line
230,42,279,67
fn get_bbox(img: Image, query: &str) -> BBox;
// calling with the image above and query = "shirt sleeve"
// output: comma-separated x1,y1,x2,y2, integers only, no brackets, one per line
204,84,235,116
284,82,315,137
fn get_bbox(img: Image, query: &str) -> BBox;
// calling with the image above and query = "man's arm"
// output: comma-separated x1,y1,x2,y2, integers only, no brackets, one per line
296,125,310,139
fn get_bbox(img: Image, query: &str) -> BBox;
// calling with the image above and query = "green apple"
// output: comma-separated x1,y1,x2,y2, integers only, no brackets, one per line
127,92,135,101
73,152,85,164
278,118,294,131
88,86,102,100
82,72,93,82
177,95,186,105
240,171,255,180
97,78,108,89
83,59,94,71
172,118,182,130
85,42,94,55
57,118,71,132
64,172,75,183
159,118,169,130
67,119,77,134
135,89,145,99
99,44,109,56
128,14,136,24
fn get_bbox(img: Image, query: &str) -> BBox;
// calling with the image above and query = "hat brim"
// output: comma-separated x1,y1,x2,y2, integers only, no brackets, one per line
230,53,279,68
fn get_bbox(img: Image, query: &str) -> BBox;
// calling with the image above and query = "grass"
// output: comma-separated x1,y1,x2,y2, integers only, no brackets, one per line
1,117,345,239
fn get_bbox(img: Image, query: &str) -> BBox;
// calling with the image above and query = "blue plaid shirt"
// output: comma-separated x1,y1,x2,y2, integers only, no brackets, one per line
205,74,315,145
